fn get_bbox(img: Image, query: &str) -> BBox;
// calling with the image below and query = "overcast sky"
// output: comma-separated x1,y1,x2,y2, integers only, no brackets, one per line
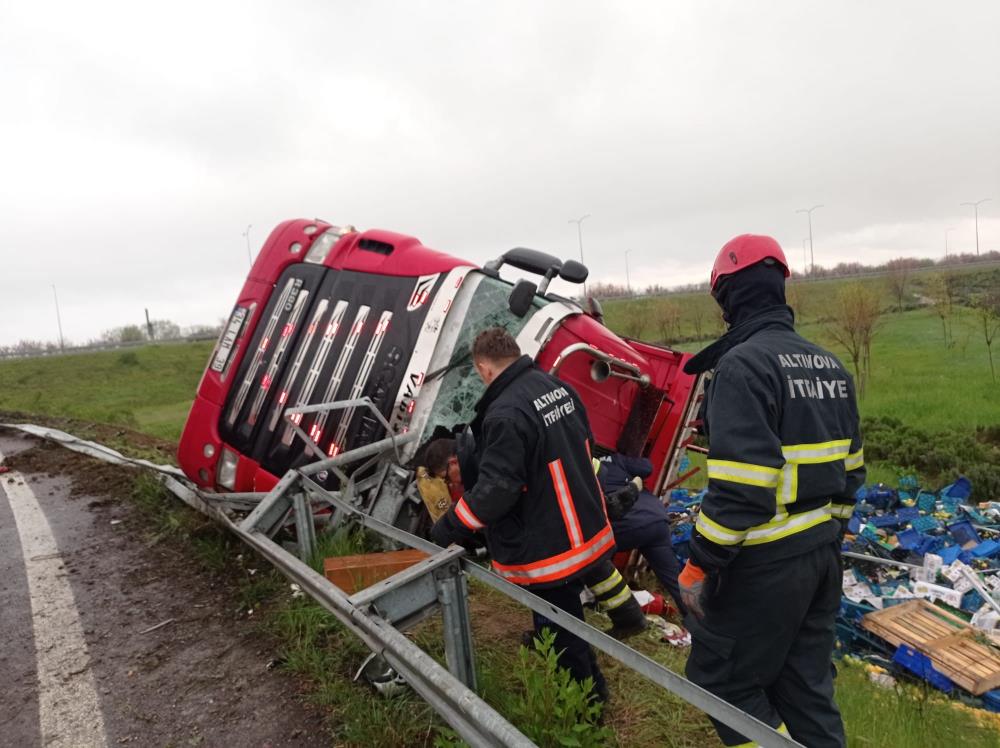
2,1,998,347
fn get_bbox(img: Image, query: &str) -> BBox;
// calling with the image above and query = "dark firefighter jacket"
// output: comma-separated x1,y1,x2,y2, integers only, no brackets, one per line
431,356,614,587
686,307,865,573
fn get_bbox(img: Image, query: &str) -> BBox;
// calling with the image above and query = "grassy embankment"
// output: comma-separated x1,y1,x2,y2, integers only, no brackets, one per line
2,269,1000,745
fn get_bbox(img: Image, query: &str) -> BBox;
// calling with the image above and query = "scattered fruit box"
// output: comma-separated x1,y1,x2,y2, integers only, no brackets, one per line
862,599,1000,694
324,549,429,594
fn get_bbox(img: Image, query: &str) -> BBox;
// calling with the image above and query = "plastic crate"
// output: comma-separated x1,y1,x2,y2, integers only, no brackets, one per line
911,515,940,533
891,644,954,693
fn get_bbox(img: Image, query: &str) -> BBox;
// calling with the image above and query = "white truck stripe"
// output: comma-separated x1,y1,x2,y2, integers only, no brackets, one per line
1,457,108,748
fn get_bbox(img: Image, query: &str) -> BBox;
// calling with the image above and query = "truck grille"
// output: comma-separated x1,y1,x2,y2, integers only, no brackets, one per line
219,265,442,476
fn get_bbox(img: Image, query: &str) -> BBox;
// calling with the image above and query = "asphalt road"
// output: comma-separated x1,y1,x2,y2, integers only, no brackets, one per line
0,430,330,747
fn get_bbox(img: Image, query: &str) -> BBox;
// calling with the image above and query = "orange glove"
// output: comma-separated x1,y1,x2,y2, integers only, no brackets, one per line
679,560,708,620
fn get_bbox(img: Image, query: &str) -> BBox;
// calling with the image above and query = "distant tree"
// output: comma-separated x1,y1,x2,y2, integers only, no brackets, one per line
786,282,808,324
971,291,1000,383
151,319,182,340
184,323,224,339
619,305,646,339
826,283,883,396
13,339,47,354
885,260,911,312
653,300,682,343
686,301,707,340
926,273,959,348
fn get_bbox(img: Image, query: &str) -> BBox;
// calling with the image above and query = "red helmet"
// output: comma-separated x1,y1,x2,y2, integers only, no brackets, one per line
710,234,790,291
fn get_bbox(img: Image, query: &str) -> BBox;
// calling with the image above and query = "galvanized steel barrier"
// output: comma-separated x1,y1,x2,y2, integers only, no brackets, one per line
3,416,803,747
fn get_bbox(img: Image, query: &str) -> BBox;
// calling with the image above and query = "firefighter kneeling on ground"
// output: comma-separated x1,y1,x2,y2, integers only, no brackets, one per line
430,327,616,703
679,235,864,748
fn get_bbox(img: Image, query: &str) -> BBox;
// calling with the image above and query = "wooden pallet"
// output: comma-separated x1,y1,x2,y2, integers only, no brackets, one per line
862,599,1000,694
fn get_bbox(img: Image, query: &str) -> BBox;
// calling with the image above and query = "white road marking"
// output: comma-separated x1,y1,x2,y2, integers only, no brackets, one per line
1,457,108,748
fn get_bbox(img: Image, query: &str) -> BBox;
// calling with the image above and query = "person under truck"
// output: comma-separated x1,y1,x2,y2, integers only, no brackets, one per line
430,327,615,703
678,235,864,748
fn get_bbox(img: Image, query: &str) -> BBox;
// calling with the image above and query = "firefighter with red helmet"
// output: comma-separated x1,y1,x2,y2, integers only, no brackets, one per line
679,235,864,748
430,327,615,702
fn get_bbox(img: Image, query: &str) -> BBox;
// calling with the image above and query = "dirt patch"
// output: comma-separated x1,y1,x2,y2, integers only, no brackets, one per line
0,410,177,463
2,435,332,746
4,438,135,499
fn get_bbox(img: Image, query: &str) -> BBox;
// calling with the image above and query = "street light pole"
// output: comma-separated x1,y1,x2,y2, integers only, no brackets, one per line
624,249,632,296
243,224,253,266
568,214,590,295
945,227,955,258
52,284,65,352
960,199,991,256
796,204,823,275
802,239,809,276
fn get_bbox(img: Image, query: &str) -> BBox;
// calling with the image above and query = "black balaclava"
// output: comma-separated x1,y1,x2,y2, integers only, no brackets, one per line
712,260,787,328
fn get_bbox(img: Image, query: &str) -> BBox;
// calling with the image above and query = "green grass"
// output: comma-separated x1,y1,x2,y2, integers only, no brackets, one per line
0,341,213,440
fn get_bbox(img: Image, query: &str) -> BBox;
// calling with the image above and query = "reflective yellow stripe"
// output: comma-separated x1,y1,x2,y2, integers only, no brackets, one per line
727,724,787,748
707,459,780,488
592,457,601,474
744,504,833,545
845,448,864,471
830,503,855,518
776,463,798,505
696,512,748,545
602,586,633,611
590,570,623,596
782,439,851,465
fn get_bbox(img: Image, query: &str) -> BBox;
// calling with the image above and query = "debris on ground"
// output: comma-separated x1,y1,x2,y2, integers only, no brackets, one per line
833,474,1000,711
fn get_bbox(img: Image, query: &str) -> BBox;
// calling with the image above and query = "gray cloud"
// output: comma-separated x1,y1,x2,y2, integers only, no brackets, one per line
1,0,997,346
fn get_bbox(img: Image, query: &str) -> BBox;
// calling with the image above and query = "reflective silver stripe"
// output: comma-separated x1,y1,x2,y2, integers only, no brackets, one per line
494,527,615,582
845,448,864,471
281,300,349,445
706,459,780,488
247,289,311,426
695,513,747,546
830,504,855,519
549,459,584,548
267,299,329,431
455,499,485,530
227,278,299,426
743,505,832,546
332,310,393,449
782,439,851,464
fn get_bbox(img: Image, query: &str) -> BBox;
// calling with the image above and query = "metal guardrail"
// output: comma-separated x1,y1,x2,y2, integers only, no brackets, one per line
155,396,802,747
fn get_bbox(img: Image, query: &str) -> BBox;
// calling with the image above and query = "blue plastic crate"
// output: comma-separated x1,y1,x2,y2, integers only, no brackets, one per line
942,476,973,500
938,545,962,565
915,537,945,556
973,540,1000,558
963,590,985,612
982,690,1000,713
896,528,921,551
917,491,938,513
897,507,920,522
948,520,982,548
911,515,940,533
892,645,954,693
847,515,862,535
872,514,903,529
899,475,919,491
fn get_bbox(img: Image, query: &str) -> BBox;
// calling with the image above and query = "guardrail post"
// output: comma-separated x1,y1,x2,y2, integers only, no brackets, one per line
436,562,477,690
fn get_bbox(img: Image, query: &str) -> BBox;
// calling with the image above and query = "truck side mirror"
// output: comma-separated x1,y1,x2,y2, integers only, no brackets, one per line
509,279,537,317
559,259,588,284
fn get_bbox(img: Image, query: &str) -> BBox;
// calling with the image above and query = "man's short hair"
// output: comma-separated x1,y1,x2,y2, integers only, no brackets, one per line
424,438,456,477
472,327,521,362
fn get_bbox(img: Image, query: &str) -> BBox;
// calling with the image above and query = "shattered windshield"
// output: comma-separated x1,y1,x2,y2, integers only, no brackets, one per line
422,275,543,436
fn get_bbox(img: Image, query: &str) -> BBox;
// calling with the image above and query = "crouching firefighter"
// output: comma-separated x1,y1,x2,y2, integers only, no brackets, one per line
431,327,615,702
679,235,865,748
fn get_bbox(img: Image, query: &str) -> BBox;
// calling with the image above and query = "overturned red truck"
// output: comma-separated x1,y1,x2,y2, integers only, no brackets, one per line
178,219,700,529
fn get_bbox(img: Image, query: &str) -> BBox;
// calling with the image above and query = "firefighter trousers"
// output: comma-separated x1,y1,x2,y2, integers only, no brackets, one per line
531,580,609,702
613,521,687,617
685,540,845,748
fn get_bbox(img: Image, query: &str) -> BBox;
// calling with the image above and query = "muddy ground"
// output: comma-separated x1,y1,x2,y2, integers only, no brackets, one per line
0,429,331,747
